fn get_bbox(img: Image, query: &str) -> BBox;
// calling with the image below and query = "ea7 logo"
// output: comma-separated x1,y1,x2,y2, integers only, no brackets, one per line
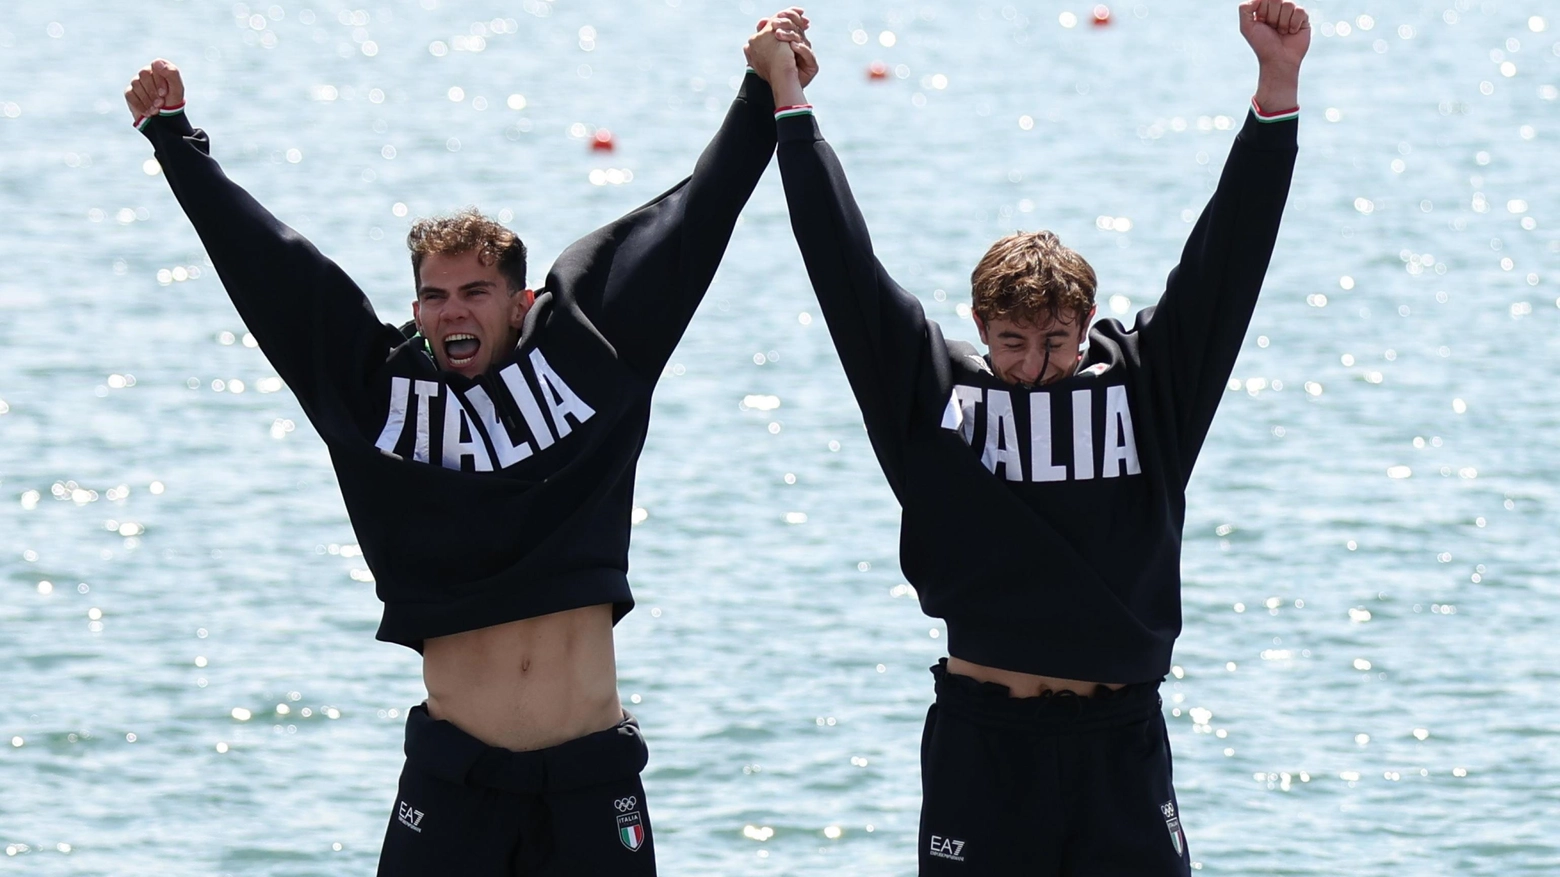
929,835,967,862
397,800,425,833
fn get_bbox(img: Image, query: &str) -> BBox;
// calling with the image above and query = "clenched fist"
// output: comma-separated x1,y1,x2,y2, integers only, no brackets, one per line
1240,1,1311,70
124,59,185,125
1239,1,1309,113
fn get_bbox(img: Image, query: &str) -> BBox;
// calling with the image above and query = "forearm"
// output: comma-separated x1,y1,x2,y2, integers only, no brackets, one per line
578,70,777,371
1147,109,1296,450
1253,62,1300,113
1169,113,1298,322
141,111,386,412
769,67,806,110
658,69,779,308
686,70,780,197
778,110,928,454
777,113,881,351
144,111,326,278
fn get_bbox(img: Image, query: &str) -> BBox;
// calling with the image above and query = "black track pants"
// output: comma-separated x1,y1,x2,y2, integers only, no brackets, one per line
378,705,657,876
918,661,1190,876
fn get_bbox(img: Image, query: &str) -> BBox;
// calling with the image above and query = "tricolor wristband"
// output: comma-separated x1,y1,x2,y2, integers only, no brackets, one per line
1251,97,1299,123
134,101,187,130
774,104,813,120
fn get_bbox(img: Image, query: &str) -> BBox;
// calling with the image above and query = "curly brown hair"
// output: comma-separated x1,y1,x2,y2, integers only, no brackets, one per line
407,209,527,293
970,231,1097,326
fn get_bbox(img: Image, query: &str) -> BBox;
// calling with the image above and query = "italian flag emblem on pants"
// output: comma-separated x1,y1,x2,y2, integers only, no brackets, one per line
617,811,645,852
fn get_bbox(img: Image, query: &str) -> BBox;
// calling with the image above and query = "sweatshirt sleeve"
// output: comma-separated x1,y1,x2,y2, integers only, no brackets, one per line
775,110,933,500
139,108,399,434
561,71,777,374
1136,107,1298,479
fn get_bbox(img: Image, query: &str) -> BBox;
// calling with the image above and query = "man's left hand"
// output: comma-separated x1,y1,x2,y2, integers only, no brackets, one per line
1240,0,1310,71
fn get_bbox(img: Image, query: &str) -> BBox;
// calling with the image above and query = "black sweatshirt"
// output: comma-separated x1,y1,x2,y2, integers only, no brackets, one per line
140,74,777,649
777,108,1297,683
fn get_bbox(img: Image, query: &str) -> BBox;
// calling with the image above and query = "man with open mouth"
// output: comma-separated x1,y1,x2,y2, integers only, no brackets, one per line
123,10,809,873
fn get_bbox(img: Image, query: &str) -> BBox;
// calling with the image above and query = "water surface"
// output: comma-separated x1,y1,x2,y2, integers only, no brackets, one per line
2,1,1558,874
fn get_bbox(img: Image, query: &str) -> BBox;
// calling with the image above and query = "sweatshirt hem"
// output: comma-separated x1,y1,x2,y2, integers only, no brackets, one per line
375,568,634,650
944,619,1174,685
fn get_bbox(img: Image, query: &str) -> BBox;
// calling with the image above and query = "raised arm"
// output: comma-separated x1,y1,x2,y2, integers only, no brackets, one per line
755,22,932,498
1138,1,1307,476
126,60,399,435
552,15,816,376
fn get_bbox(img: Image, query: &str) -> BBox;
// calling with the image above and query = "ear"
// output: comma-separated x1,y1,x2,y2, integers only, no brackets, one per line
1077,306,1097,354
509,288,535,328
411,299,422,332
973,312,990,346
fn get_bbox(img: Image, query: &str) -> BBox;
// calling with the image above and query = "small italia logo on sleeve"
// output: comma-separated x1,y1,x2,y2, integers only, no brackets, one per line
614,797,645,852
1161,801,1184,856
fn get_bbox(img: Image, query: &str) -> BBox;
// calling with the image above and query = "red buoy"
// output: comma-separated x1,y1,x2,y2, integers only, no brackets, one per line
867,60,888,80
591,129,615,151
1092,4,1112,25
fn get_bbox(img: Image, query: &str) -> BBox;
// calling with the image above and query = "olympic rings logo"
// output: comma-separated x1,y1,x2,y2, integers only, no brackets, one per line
614,796,638,812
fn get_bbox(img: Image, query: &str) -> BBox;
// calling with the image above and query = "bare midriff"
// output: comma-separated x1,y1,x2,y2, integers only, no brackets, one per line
946,656,1128,699
422,603,622,752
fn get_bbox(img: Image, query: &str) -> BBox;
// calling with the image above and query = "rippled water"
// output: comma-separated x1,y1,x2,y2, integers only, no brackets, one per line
3,1,1559,874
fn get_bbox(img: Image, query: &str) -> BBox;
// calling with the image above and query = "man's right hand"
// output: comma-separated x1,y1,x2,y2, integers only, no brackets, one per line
1239,1,1308,112
768,8,817,88
125,59,184,125
745,8,816,87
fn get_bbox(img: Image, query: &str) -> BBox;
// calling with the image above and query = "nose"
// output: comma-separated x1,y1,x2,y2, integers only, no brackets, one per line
1017,349,1047,385
441,296,473,321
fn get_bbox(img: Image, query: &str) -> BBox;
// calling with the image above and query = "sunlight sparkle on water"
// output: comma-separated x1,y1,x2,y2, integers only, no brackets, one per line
743,825,774,842
740,395,780,411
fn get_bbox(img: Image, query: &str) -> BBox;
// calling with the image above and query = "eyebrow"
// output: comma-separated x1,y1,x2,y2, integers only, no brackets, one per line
418,279,498,296
998,329,1072,339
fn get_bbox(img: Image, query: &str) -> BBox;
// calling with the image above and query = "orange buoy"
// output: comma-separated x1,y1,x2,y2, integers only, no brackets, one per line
1091,4,1112,25
591,129,615,151
867,60,888,80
